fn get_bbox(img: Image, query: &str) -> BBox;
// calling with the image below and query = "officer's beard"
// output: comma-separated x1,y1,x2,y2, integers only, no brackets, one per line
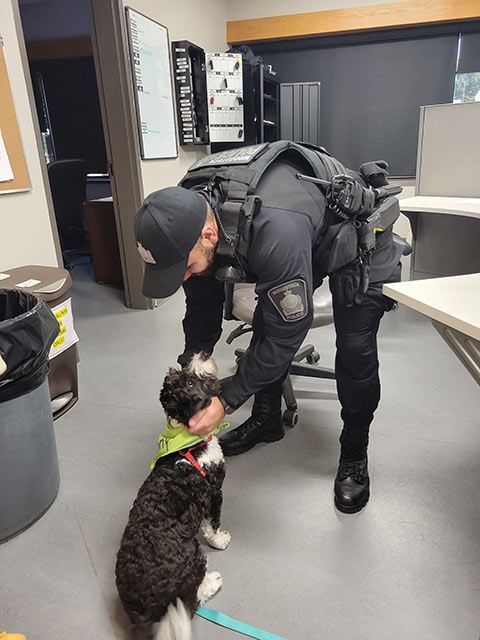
201,243,216,266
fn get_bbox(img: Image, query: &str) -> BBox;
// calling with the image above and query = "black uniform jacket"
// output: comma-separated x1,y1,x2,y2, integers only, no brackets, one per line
183,159,402,411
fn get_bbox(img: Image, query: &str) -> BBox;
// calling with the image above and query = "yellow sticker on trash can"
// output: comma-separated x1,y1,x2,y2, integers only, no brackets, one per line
48,298,79,359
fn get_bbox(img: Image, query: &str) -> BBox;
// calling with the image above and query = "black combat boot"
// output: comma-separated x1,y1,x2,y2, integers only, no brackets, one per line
334,457,370,513
219,393,285,456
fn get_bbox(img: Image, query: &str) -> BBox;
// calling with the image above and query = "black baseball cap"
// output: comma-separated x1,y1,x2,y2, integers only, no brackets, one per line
134,186,207,298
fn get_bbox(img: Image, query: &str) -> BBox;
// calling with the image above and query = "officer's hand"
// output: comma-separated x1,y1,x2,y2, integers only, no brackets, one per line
188,396,225,436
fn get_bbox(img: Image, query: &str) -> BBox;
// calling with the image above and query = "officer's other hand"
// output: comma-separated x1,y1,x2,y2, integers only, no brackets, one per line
188,396,225,436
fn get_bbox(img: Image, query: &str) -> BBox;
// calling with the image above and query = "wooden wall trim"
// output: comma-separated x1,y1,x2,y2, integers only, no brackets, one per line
26,36,93,61
227,0,480,43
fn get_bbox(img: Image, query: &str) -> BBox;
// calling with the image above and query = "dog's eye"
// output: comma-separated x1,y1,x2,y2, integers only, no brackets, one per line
188,381,193,387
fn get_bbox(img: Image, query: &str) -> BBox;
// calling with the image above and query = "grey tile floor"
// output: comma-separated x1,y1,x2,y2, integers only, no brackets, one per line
1,263,480,639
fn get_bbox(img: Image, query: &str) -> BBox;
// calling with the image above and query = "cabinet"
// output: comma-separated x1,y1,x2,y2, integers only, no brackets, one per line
85,198,123,287
280,82,321,146
259,67,280,143
211,62,280,153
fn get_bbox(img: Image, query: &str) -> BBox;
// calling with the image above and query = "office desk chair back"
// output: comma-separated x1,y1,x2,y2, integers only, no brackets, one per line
225,279,335,426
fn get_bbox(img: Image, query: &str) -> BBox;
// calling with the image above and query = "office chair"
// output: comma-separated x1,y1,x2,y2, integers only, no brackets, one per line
47,159,88,266
224,280,335,427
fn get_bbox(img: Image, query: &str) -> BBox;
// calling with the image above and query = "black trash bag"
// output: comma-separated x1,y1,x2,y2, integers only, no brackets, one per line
0,289,59,403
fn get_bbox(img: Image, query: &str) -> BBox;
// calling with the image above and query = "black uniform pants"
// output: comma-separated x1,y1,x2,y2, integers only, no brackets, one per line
331,281,394,460
257,266,400,461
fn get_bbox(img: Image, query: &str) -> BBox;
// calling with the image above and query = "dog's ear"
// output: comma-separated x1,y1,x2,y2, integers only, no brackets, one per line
160,368,176,408
164,366,181,380
160,367,181,395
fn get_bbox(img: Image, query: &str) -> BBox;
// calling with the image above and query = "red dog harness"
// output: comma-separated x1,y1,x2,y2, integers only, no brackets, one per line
179,436,213,477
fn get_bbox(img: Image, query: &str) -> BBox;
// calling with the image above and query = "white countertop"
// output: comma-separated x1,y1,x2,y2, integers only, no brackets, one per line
399,196,480,220
383,274,480,341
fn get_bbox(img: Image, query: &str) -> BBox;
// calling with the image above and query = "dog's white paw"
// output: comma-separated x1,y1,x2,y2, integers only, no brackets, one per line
201,521,231,550
198,571,222,603
209,530,231,550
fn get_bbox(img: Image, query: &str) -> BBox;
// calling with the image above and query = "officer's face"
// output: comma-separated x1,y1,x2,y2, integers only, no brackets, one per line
183,241,215,281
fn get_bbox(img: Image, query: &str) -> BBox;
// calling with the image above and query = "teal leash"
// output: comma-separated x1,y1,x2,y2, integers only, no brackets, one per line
196,606,288,640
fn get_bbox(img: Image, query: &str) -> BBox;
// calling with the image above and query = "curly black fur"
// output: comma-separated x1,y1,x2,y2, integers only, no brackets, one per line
116,357,226,637
160,367,221,426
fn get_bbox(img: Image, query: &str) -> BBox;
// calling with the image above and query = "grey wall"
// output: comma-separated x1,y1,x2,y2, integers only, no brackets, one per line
253,33,458,176
18,0,90,41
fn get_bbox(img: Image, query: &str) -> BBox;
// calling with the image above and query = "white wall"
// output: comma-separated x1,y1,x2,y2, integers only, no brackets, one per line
121,0,228,198
0,0,59,271
226,0,401,20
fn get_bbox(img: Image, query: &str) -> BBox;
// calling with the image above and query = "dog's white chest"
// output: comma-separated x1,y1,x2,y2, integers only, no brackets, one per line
197,436,224,468
176,436,224,474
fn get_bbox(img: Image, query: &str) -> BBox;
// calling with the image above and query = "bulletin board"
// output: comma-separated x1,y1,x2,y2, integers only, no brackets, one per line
0,42,30,194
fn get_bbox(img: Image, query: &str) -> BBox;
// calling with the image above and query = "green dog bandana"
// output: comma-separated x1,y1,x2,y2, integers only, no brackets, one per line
150,420,229,469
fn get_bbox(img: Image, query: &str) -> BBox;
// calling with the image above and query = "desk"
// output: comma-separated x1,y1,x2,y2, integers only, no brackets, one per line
399,196,480,280
86,174,111,202
384,274,480,386
85,197,123,287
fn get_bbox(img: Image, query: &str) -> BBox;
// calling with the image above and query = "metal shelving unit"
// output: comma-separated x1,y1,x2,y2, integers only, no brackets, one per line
259,67,280,143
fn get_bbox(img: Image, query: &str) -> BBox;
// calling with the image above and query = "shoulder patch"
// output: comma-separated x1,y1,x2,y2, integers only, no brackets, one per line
267,279,308,322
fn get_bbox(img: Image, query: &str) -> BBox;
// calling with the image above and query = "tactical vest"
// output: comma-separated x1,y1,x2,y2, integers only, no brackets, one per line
179,140,399,278
179,141,344,263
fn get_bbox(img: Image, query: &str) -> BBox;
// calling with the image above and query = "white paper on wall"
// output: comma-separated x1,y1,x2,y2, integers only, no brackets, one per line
206,52,244,143
0,127,14,183
48,298,79,360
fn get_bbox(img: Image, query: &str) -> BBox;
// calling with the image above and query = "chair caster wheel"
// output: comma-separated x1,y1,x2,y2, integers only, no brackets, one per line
283,409,298,428
306,351,320,364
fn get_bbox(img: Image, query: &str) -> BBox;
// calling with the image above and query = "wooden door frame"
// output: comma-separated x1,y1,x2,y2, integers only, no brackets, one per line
89,0,149,310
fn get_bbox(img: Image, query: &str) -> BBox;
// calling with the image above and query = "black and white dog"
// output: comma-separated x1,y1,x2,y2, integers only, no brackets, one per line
116,354,230,640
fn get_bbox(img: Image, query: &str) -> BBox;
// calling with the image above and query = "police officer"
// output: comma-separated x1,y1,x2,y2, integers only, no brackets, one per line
134,142,403,514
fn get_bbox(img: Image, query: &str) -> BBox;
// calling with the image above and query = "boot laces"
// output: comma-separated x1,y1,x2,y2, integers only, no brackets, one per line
239,415,263,435
338,459,365,482
252,396,279,422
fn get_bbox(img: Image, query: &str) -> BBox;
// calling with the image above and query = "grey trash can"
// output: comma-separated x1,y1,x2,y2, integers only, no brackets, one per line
0,289,60,542
0,265,79,419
